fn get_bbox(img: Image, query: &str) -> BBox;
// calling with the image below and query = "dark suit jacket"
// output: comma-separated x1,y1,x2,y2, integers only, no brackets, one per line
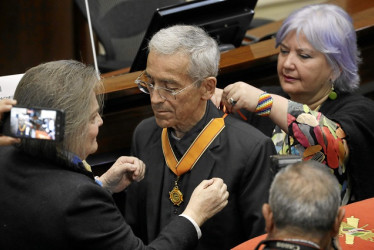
125,101,276,250
0,146,198,250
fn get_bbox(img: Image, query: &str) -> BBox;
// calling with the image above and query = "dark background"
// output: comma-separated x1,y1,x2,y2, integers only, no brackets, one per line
0,0,93,76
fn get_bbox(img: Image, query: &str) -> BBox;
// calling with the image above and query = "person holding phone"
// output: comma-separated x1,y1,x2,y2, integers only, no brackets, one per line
0,60,229,250
0,98,20,146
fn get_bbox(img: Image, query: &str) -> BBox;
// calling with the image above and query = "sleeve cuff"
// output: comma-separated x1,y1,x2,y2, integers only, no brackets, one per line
179,214,202,239
94,176,103,187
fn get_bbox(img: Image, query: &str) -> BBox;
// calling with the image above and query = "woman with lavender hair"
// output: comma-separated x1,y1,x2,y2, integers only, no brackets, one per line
215,4,374,204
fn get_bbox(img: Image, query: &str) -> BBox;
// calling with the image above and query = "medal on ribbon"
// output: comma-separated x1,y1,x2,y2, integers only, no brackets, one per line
162,117,226,206
169,179,184,206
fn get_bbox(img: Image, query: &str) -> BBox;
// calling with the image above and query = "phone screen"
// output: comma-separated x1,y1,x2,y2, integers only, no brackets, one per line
9,106,64,141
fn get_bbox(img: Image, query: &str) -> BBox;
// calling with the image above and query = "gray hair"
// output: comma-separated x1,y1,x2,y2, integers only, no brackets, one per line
148,25,220,83
13,60,103,163
269,161,341,237
276,4,361,92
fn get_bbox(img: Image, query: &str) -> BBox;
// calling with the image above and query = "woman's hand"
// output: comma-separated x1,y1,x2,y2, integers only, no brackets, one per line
98,156,146,193
221,82,263,113
211,87,223,108
182,178,229,227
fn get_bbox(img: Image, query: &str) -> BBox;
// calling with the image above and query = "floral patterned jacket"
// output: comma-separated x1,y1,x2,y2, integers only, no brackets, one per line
237,86,374,204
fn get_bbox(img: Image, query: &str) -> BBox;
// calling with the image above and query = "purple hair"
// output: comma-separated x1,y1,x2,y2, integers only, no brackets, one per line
276,4,361,92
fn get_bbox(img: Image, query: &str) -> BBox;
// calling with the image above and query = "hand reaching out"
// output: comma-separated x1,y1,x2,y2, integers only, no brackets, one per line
222,82,262,114
182,178,229,227
98,156,146,193
211,87,223,108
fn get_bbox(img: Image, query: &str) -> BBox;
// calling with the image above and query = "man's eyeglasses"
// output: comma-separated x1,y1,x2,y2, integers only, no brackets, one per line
135,71,199,101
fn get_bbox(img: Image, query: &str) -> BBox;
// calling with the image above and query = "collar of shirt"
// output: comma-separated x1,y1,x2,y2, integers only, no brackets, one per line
168,101,212,160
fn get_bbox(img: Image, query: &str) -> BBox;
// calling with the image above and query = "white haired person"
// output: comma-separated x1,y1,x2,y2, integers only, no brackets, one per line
126,25,276,250
234,161,344,250
215,4,374,204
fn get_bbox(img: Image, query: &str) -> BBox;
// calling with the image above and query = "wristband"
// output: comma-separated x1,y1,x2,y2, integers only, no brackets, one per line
94,176,103,187
255,92,273,117
95,176,113,194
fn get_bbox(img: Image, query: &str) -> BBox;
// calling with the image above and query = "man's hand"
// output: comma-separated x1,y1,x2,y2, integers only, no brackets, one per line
182,178,229,227
98,156,145,193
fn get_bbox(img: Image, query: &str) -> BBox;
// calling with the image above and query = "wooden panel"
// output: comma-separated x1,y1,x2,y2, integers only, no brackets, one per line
0,1,76,76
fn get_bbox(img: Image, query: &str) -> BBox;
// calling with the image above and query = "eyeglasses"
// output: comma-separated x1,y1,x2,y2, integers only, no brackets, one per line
135,71,199,100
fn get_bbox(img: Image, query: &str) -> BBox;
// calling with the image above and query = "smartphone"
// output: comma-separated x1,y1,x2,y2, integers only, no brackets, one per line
2,106,65,141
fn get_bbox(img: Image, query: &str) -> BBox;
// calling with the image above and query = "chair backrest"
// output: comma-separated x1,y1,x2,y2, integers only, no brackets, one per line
74,0,184,72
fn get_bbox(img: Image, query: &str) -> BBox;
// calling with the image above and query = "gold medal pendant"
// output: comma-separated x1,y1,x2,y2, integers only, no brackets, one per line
162,119,225,207
169,182,183,206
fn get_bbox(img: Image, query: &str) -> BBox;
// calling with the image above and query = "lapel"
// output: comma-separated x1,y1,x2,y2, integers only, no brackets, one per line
184,133,221,197
186,101,227,199
144,133,166,241
173,101,225,201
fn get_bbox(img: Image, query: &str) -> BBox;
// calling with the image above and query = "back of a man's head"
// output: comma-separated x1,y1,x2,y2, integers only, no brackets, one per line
269,161,341,237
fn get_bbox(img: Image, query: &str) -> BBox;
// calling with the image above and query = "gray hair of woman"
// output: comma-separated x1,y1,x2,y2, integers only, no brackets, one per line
148,24,221,85
276,4,361,92
269,161,341,237
13,60,103,164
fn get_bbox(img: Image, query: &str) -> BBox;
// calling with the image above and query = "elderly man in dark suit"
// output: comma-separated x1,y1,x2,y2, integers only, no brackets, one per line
125,25,276,250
